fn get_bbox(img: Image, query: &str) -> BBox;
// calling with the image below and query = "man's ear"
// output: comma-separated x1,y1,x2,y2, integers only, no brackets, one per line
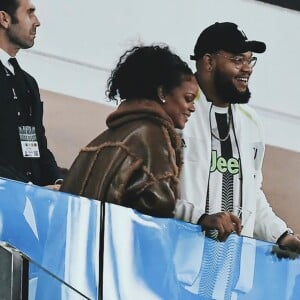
202,53,214,72
0,11,11,29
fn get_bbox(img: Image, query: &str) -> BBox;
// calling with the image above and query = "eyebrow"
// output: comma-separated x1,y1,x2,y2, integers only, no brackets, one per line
28,6,36,13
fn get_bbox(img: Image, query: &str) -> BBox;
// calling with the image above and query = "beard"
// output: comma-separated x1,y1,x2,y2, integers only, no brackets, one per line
7,26,34,50
214,68,251,104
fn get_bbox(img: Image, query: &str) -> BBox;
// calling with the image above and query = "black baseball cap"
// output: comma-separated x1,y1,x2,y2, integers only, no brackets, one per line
190,22,266,60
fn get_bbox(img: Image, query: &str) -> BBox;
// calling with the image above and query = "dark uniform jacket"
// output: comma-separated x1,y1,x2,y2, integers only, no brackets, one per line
0,61,61,185
61,99,182,218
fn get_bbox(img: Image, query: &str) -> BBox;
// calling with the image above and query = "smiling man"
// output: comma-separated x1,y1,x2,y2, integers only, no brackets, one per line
175,22,300,251
0,0,62,188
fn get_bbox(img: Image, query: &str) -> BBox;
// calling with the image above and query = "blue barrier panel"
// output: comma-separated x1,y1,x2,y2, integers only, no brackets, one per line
0,177,299,299
0,178,99,298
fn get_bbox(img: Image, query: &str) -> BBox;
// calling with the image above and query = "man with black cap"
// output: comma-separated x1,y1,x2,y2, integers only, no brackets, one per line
175,22,300,251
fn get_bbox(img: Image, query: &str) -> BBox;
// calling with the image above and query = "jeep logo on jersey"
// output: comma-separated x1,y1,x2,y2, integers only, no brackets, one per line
210,150,240,174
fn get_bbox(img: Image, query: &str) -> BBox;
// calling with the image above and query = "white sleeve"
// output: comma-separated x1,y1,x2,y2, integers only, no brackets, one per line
253,171,288,243
251,130,287,242
175,198,206,224
175,99,211,225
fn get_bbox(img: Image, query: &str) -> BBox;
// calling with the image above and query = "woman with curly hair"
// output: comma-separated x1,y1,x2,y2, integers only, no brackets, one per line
61,45,198,218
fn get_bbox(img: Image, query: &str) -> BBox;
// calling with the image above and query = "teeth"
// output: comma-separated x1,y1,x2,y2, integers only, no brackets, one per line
237,77,248,83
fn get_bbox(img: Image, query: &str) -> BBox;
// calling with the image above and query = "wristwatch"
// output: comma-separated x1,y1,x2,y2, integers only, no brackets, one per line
54,178,64,185
277,228,294,244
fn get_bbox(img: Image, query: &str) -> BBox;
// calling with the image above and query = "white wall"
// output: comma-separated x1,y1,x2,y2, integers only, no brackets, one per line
18,0,300,152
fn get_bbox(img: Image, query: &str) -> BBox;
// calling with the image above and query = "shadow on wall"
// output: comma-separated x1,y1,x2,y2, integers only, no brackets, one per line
42,89,300,233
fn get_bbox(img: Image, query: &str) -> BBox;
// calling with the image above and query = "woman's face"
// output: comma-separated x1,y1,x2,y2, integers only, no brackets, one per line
162,76,198,129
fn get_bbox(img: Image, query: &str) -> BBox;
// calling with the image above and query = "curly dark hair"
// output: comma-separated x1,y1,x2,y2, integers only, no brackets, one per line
106,45,194,102
0,0,19,23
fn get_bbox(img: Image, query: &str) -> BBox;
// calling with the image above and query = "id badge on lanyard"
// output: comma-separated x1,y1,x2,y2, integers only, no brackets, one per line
18,125,40,158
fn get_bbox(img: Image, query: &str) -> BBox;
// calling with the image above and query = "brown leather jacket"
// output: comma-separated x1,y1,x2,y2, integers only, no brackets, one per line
61,99,182,218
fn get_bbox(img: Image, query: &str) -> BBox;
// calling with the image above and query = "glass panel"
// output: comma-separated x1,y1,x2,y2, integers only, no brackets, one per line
1,178,300,299
28,259,90,300
104,205,300,300
0,178,99,299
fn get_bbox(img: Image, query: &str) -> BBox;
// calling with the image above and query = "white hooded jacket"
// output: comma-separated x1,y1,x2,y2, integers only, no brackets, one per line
175,92,289,243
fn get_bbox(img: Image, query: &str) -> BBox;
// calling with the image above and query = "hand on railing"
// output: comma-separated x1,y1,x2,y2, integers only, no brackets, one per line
44,184,61,191
271,244,300,260
278,233,300,254
198,212,242,242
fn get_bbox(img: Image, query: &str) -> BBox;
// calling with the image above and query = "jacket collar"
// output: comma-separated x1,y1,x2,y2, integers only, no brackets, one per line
107,99,174,128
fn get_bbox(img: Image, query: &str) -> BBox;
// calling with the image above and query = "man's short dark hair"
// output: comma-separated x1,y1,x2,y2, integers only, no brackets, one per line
0,0,19,24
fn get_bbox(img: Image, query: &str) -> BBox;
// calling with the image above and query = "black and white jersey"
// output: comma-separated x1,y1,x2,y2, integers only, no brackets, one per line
207,105,241,216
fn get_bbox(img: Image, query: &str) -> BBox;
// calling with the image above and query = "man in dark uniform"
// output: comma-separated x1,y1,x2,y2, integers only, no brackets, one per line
0,0,62,188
